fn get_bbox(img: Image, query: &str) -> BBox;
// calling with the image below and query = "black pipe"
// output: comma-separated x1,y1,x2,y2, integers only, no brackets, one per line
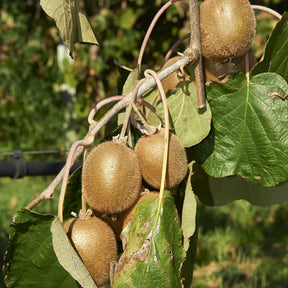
0,161,82,178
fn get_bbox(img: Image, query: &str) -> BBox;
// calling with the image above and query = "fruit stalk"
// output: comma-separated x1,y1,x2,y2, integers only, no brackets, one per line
187,0,206,109
144,69,170,220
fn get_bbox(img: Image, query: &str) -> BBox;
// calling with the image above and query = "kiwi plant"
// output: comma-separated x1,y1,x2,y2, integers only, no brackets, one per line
13,2,280,287
135,129,188,190
82,141,142,214
63,216,117,288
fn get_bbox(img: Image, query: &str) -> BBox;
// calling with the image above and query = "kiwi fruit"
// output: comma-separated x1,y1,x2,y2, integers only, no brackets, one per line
200,0,256,60
82,141,142,214
63,216,117,287
93,191,159,240
204,48,256,83
135,129,187,189
160,56,182,94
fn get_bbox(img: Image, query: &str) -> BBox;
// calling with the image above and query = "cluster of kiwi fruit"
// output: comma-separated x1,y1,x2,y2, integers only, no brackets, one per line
64,129,187,286
161,0,256,90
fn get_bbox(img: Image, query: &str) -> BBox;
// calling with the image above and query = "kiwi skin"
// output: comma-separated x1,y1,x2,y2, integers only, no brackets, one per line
160,56,182,94
63,216,117,288
200,0,256,60
82,141,142,214
135,129,188,190
93,191,159,240
204,48,256,83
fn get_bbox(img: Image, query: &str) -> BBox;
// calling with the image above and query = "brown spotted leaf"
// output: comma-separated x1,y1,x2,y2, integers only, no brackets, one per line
112,194,185,288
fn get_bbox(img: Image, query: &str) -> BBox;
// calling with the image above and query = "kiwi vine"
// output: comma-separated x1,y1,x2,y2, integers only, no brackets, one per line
3,1,288,288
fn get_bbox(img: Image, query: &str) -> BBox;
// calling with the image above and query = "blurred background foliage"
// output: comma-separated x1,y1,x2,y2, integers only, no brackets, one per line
0,0,287,287
1,0,285,156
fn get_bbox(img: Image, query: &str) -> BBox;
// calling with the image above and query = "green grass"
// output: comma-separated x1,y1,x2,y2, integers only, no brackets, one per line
193,200,288,287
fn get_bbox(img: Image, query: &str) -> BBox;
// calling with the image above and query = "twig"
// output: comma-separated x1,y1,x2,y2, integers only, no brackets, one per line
119,79,145,140
58,137,94,223
163,33,190,65
137,0,180,76
186,0,206,109
252,5,282,20
88,95,124,124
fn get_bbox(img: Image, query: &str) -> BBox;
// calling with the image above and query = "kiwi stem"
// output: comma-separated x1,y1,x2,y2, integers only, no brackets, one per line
145,69,170,225
137,0,180,78
187,0,206,109
119,79,145,140
88,95,125,124
130,103,155,135
252,5,282,20
57,136,94,223
163,33,190,66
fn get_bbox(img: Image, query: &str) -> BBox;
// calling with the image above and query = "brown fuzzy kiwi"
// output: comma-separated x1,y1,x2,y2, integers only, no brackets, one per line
160,56,182,94
200,0,256,60
135,129,187,189
93,191,159,240
204,48,256,83
82,141,142,214
63,216,117,287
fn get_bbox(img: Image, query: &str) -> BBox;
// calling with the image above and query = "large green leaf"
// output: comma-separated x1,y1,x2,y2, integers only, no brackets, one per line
3,209,79,288
40,0,98,57
252,12,288,80
113,195,185,288
147,81,211,147
194,72,288,187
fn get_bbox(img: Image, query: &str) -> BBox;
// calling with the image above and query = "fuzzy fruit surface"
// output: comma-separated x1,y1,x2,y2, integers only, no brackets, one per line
135,129,188,190
82,142,142,214
204,48,256,83
200,0,256,60
64,216,117,287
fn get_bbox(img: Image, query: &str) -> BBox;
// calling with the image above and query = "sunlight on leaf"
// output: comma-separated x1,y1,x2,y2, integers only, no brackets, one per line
51,217,97,288
40,0,98,57
146,81,211,147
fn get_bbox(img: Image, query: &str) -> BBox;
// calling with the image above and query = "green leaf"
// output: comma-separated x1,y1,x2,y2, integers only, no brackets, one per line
51,217,97,288
113,195,185,288
3,209,79,288
252,12,288,81
181,162,197,252
194,72,288,187
63,167,82,221
40,0,98,57
149,81,212,147
192,163,288,207
122,67,139,96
